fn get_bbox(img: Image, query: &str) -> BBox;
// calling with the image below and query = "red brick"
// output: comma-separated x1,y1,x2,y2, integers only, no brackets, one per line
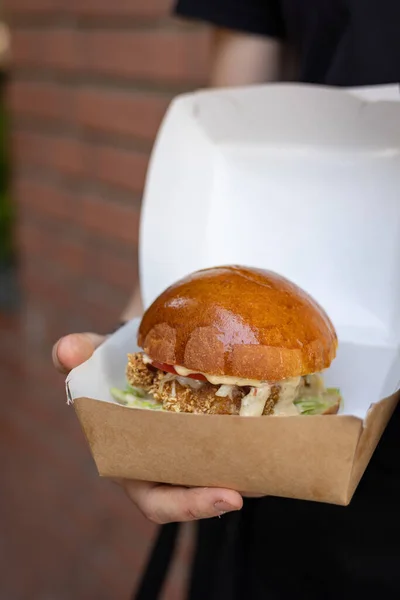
19,226,87,276
8,80,75,123
94,247,138,293
13,177,75,221
73,0,171,18
11,28,78,71
3,10,208,596
11,130,84,177
0,320,22,365
55,236,87,275
20,261,80,312
0,312,20,334
88,144,149,194
16,220,49,256
16,218,90,279
80,192,140,244
3,0,60,14
22,290,117,339
80,29,211,83
0,319,191,600
81,277,129,317
21,275,121,337
78,300,123,334
77,88,170,141
22,298,106,351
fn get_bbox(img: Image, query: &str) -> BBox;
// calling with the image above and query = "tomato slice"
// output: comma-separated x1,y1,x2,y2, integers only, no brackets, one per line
150,360,207,381
151,361,177,375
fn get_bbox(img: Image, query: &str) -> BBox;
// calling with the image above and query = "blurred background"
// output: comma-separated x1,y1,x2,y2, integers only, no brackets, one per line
1,1,211,598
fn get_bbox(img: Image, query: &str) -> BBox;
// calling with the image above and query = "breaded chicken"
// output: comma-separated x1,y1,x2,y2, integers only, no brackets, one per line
158,381,280,415
126,352,244,414
262,385,280,415
126,352,280,415
126,353,156,391
154,380,244,415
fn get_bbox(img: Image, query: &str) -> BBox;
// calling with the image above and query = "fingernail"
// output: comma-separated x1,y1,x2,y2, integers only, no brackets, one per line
52,342,66,372
214,500,237,513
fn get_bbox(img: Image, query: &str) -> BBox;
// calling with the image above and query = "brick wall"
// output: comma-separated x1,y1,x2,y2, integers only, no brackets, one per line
6,0,211,343
3,2,212,598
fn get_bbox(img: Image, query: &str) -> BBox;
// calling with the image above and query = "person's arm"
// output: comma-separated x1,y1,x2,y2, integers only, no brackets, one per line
176,0,291,86
210,28,284,87
119,284,143,322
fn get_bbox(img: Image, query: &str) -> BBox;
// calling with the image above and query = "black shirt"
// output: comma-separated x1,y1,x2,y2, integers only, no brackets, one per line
164,3,400,600
174,0,400,86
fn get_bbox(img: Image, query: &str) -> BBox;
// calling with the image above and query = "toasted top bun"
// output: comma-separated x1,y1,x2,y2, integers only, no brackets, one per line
137,266,338,382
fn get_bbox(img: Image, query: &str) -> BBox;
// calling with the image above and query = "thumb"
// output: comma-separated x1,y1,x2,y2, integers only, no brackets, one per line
52,332,105,374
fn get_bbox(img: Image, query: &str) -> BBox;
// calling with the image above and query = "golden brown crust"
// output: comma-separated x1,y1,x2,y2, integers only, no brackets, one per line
126,353,155,391
126,352,282,416
158,381,243,415
138,265,338,382
263,385,280,415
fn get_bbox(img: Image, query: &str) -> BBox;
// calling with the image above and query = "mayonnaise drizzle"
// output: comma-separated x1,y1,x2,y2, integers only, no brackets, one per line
142,353,325,417
272,377,302,416
239,385,272,417
174,363,268,388
144,353,272,387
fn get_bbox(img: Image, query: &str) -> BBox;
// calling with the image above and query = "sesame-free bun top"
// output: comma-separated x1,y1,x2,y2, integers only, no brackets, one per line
137,266,338,382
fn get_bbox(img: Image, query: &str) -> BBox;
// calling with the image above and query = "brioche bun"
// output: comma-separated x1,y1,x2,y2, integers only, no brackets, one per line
137,266,337,382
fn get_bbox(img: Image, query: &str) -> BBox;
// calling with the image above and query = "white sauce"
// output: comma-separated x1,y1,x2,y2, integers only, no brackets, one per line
142,353,326,417
174,364,267,388
215,384,234,399
175,376,204,391
272,376,302,416
239,385,272,417
304,373,325,394
142,353,153,365
144,354,270,387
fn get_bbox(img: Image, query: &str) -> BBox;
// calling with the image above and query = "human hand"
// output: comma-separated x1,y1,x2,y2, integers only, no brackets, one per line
52,332,243,523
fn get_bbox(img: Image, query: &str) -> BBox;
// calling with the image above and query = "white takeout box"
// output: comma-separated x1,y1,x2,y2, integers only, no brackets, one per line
67,83,400,505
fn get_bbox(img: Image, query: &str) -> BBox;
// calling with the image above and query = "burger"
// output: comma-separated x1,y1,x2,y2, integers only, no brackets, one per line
111,266,342,416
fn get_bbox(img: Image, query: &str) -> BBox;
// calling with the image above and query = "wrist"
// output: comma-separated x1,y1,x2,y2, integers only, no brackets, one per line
120,287,143,322
110,320,128,334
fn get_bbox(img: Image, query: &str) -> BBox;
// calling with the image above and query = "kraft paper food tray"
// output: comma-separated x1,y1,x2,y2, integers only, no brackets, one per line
67,83,400,506
66,319,400,507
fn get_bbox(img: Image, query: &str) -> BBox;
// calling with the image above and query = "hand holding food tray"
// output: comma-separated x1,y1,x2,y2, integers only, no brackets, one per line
66,83,400,506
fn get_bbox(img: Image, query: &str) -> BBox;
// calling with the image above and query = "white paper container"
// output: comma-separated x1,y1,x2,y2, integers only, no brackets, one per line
67,83,400,505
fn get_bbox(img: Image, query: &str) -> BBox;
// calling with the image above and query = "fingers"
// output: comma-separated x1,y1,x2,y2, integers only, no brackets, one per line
52,332,105,374
122,479,243,524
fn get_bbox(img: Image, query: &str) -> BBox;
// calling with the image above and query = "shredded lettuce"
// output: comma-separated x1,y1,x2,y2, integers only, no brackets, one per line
125,383,145,398
109,381,343,416
110,386,164,410
294,389,342,415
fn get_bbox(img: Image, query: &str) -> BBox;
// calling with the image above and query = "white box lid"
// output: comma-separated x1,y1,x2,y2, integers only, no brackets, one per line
139,83,400,348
